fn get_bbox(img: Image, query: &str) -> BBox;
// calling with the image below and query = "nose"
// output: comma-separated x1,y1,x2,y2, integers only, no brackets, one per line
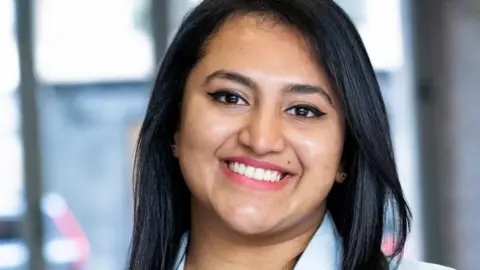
238,108,285,155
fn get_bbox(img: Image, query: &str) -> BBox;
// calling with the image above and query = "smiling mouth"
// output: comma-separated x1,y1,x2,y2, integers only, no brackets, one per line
226,161,288,182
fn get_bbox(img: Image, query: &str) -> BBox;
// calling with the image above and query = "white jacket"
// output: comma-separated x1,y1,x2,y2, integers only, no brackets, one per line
396,260,454,270
174,213,454,270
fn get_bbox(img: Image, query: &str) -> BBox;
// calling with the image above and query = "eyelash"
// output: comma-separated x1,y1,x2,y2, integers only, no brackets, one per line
207,90,325,118
207,90,249,106
285,105,325,118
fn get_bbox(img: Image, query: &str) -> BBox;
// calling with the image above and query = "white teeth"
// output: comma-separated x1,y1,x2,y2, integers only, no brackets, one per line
253,168,264,180
238,163,246,174
245,166,255,178
272,172,281,182
227,162,284,182
264,170,272,181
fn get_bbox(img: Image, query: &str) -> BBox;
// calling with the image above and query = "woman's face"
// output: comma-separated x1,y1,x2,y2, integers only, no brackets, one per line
175,15,345,236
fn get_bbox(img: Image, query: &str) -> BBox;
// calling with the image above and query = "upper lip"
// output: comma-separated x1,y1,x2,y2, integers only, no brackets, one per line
224,156,293,175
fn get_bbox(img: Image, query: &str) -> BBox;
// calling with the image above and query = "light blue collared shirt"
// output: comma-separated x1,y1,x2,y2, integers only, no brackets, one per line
173,213,456,270
174,213,342,270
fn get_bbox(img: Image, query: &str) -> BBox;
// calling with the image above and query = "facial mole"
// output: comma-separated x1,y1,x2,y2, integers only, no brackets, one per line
287,160,291,164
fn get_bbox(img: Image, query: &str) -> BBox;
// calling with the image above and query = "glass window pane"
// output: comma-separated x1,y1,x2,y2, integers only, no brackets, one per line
35,0,155,83
0,0,19,93
38,82,149,270
336,0,367,24
35,1,153,269
0,1,26,270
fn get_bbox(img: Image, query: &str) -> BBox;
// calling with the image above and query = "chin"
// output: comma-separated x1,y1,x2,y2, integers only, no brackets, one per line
221,208,281,236
228,222,272,236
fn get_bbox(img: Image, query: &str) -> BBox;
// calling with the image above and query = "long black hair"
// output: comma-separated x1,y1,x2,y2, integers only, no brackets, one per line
128,1,411,269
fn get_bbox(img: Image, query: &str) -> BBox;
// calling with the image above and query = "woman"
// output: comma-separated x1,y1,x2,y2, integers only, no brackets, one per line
128,0,454,269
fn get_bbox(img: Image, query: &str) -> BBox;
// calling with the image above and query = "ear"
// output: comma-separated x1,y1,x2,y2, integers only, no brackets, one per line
335,159,347,183
335,171,347,184
172,132,179,157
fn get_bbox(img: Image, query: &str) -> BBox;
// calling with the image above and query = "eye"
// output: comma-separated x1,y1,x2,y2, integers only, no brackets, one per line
285,105,325,118
207,90,248,106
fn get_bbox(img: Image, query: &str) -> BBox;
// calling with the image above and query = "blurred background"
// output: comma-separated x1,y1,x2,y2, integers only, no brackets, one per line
0,0,478,269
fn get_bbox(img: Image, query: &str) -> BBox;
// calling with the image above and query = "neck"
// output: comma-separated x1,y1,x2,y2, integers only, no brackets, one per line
185,203,325,270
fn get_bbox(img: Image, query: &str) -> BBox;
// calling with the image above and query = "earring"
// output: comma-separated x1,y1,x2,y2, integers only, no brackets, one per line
340,172,348,181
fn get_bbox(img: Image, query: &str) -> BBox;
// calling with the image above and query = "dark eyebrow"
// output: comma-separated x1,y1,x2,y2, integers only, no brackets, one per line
204,69,257,89
285,84,333,105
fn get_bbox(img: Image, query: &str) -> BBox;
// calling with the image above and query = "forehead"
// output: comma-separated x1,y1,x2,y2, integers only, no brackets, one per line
196,14,331,88
210,14,309,51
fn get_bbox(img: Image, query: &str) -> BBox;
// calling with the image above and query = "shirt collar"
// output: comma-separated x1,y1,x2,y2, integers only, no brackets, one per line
294,212,342,270
174,213,342,270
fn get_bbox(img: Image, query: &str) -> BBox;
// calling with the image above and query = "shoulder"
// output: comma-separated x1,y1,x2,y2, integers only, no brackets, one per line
392,259,456,270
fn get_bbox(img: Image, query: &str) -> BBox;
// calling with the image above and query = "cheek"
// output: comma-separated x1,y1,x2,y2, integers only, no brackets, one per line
290,121,344,186
303,135,343,170
176,94,239,195
287,125,344,214
178,95,229,151
299,121,344,167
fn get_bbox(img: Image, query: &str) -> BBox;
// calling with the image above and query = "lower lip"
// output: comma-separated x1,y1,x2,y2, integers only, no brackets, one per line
220,162,290,191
